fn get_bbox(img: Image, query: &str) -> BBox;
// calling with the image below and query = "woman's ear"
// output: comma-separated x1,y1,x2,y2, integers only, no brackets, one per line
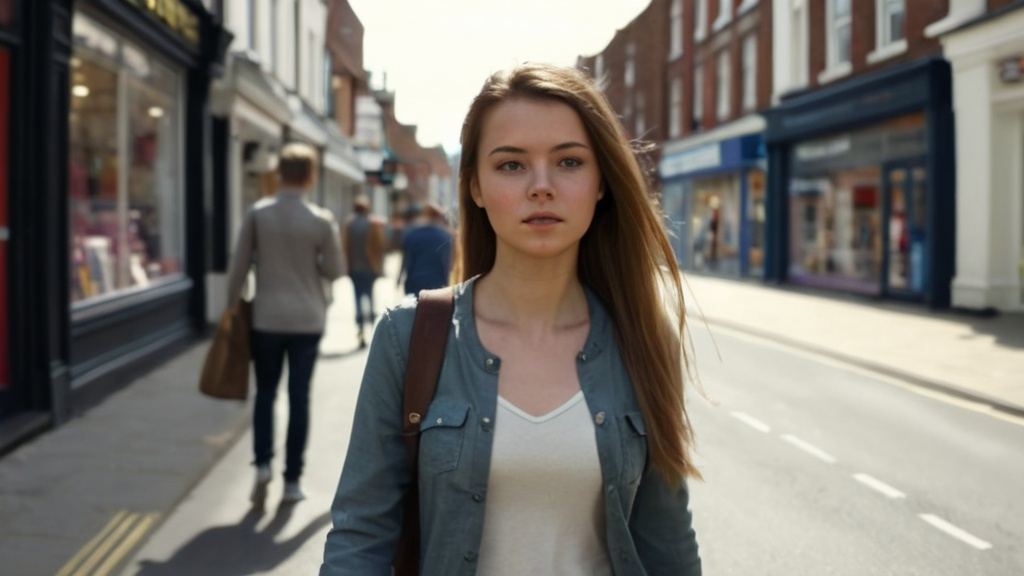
470,177,485,208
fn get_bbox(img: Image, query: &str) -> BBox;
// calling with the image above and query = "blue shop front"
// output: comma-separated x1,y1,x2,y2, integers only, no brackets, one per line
660,124,767,278
761,55,955,307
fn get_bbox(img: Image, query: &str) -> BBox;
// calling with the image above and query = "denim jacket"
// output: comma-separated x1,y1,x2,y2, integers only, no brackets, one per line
320,278,701,576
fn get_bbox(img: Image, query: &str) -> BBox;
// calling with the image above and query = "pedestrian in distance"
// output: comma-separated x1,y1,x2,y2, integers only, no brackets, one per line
320,62,702,575
342,194,387,349
226,142,345,508
396,202,454,296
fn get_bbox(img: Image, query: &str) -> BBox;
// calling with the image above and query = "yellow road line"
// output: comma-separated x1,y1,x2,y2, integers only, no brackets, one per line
93,512,161,576
55,510,129,576
55,509,161,576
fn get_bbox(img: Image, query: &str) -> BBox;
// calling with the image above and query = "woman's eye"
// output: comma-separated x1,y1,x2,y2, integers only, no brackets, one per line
498,160,523,171
559,157,583,168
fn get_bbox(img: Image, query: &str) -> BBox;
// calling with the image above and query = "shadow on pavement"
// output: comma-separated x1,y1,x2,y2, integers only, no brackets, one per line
132,505,330,575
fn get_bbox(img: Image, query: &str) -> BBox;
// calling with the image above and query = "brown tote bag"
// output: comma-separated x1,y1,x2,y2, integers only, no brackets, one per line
198,298,252,400
393,286,454,576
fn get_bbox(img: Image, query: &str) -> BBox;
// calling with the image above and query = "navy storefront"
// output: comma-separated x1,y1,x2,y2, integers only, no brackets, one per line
0,0,229,453
660,127,767,277
762,55,955,308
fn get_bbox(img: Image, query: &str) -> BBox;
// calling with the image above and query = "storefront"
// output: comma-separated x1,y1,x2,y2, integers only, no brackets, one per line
762,55,955,307
941,6,1024,312
660,116,767,278
1,0,228,450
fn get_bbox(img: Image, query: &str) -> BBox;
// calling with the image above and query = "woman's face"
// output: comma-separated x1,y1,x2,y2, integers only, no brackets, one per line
471,98,603,264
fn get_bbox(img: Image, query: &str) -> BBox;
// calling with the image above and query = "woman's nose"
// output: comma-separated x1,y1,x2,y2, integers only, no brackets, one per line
528,168,554,199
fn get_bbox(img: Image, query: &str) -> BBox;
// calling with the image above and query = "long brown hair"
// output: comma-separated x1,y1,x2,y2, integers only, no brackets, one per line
457,63,699,482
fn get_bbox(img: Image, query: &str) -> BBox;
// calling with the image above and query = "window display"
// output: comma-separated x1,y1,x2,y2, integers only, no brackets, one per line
788,112,926,295
690,174,740,275
68,12,182,304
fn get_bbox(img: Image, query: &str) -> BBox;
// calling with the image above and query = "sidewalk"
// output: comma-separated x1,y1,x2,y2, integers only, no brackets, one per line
682,274,1024,417
0,257,408,576
0,266,1021,574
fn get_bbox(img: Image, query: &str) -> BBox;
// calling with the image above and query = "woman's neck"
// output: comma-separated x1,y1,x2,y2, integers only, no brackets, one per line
474,262,588,333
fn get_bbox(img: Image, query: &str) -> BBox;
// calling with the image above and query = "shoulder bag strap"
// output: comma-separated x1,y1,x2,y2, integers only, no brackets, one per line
401,285,455,460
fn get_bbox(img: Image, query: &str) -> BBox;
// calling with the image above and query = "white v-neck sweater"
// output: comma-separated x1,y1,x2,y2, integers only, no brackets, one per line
477,391,613,576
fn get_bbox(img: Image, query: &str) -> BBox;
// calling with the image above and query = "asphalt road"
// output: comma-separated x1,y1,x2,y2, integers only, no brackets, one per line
119,321,1024,575
687,324,1024,575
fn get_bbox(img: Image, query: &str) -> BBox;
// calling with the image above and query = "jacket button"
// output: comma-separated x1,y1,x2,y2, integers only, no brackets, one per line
436,417,443,425
464,550,477,562
472,493,483,502
485,358,494,368
578,351,588,362
594,411,606,425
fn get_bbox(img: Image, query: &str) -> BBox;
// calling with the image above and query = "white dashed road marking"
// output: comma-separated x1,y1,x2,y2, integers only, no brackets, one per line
730,411,771,433
781,434,837,464
853,473,906,499
919,514,992,550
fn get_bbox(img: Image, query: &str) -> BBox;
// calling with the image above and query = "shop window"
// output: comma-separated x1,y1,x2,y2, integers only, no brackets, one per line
691,175,741,275
788,113,927,295
69,12,183,304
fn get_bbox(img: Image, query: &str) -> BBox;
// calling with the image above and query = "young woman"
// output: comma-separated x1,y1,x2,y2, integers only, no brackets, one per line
321,62,701,576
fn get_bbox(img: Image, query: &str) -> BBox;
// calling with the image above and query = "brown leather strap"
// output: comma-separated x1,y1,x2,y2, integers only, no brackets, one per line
395,286,454,576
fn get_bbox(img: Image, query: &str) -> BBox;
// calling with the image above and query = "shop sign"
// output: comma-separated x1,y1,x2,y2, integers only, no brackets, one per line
660,143,722,178
999,55,1024,83
123,0,200,47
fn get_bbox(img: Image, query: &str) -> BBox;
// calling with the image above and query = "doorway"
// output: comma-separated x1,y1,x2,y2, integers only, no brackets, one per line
882,160,928,298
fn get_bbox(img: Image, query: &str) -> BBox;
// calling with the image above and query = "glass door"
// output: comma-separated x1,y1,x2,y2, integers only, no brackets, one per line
882,161,927,298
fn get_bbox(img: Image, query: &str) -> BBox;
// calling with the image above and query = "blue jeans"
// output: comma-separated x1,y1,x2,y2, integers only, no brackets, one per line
251,330,322,482
349,271,377,331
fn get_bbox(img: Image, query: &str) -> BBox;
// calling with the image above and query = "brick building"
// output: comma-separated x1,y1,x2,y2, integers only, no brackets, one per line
763,0,956,308
658,0,774,278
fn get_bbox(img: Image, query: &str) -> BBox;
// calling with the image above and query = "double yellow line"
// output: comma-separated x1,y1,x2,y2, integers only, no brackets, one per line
56,509,161,576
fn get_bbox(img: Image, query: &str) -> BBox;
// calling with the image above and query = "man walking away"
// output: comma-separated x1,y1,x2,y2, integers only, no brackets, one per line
397,202,454,296
225,142,345,507
342,195,385,348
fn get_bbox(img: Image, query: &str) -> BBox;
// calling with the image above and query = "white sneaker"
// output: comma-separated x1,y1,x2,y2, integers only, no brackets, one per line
281,481,306,503
250,464,272,506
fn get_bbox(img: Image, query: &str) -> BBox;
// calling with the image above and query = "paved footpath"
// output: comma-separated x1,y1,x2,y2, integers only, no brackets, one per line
0,265,1021,575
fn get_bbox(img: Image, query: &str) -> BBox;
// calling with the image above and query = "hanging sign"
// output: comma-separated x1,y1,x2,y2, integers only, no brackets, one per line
123,0,200,47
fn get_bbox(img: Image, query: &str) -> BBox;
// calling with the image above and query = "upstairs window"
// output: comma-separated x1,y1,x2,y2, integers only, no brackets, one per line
694,0,708,42
716,50,730,121
669,76,682,139
635,93,646,137
714,0,732,31
828,0,852,68
692,63,703,131
625,42,636,87
742,34,757,112
879,0,905,45
669,0,683,59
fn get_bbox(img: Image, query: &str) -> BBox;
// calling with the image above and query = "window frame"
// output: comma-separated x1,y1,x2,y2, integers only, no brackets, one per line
669,0,683,59
867,0,907,64
669,75,682,139
741,33,757,112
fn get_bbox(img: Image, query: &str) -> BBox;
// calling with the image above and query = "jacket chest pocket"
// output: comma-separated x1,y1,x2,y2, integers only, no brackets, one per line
619,411,648,486
418,398,471,476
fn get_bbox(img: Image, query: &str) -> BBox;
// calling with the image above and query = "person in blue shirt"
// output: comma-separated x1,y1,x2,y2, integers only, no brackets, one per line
321,62,702,576
397,202,454,295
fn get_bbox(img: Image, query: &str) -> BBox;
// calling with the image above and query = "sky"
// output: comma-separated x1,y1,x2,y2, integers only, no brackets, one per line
347,0,651,155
